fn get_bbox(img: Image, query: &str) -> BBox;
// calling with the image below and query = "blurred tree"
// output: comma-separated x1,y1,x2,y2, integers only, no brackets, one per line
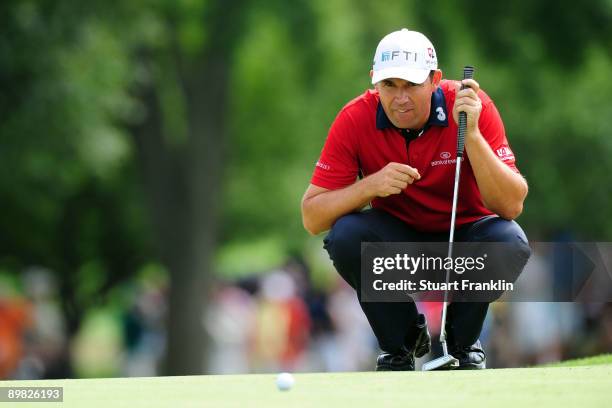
127,0,251,375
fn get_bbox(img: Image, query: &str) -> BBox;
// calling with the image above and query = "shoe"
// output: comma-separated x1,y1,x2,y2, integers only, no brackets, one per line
376,346,415,371
413,314,431,358
451,339,486,370
375,314,432,371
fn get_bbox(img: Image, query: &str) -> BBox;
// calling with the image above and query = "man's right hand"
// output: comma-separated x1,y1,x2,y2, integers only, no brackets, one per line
301,162,420,235
365,162,421,197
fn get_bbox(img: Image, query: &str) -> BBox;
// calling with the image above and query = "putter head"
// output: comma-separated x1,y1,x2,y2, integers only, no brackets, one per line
422,354,460,371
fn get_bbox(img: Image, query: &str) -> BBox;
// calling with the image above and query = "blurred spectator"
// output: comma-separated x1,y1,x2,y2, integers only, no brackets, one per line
251,270,310,372
322,279,376,371
121,277,167,377
205,282,255,374
18,268,67,379
0,296,32,379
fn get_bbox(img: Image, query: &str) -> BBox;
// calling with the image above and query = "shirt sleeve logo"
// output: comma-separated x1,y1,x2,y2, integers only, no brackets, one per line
316,161,331,171
496,146,515,162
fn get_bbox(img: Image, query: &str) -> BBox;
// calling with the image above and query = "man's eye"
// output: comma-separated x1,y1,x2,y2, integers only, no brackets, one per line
383,81,394,87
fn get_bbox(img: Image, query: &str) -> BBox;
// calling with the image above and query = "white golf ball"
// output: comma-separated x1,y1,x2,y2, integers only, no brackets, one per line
276,372,295,391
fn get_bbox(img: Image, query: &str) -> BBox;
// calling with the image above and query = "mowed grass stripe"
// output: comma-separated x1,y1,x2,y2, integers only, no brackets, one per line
2,363,610,408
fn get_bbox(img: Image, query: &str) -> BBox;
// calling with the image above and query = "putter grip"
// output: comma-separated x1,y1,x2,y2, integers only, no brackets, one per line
457,65,474,157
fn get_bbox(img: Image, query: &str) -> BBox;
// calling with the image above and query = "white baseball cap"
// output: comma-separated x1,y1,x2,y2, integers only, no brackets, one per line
371,29,438,85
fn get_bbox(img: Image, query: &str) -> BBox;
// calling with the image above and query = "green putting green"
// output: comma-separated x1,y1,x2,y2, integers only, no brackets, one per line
3,355,611,408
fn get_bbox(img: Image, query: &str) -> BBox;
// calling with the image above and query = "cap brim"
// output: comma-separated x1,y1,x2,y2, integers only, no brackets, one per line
371,67,430,85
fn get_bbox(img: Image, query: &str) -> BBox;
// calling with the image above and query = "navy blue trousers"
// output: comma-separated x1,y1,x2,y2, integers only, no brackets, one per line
323,208,531,354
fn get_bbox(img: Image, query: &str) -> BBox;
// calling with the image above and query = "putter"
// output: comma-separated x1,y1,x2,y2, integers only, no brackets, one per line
422,66,474,371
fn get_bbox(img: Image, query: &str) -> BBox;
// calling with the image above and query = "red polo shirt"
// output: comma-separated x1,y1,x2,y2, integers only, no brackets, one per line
311,80,521,233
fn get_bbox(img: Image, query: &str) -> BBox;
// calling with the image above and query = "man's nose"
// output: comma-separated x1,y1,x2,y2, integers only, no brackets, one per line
396,86,411,103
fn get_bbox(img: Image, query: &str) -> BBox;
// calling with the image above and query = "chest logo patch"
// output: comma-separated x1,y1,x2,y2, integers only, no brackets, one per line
431,152,462,167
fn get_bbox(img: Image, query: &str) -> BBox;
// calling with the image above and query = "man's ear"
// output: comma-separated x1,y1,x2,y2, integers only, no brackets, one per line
370,70,380,89
432,69,443,87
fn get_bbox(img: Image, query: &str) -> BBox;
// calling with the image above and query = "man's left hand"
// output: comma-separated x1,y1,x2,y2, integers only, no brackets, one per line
452,79,482,135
